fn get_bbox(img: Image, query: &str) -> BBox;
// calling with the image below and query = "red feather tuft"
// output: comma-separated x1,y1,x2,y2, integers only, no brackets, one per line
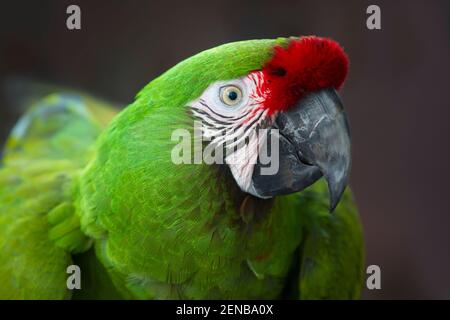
261,36,349,114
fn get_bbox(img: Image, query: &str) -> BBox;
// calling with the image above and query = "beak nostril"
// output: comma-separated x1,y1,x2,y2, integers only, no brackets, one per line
271,67,286,76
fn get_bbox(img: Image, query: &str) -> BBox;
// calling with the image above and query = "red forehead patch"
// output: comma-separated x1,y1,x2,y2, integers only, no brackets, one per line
261,36,349,115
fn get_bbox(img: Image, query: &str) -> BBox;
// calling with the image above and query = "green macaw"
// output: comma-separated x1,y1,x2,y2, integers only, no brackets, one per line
0,36,364,299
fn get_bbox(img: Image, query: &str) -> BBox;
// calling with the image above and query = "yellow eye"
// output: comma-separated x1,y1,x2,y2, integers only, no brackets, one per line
220,85,243,106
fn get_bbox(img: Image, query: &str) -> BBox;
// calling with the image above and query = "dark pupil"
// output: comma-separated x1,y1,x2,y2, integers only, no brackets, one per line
228,91,238,101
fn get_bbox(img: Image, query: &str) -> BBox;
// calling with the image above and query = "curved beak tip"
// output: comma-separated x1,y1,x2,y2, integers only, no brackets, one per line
322,160,350,213
327,178,348,212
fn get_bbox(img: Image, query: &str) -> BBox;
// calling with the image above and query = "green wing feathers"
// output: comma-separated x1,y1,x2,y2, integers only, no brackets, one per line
0,93,117,299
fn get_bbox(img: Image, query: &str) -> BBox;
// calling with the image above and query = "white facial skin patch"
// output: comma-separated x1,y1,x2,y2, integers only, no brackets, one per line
187,72,277,193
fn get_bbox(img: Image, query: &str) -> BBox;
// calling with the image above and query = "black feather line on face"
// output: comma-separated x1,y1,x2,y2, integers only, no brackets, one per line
190,107,228,130
198,99,253,123
242,110,265,134
198,100,233,120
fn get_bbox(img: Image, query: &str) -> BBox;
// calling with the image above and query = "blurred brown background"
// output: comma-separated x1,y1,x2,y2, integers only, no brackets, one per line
0,0,449,299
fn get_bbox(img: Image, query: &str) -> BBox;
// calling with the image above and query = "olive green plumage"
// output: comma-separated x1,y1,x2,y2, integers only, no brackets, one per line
0,38,364,299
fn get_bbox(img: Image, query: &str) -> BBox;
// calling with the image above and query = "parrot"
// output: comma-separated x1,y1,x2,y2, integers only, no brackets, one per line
0,35,364,300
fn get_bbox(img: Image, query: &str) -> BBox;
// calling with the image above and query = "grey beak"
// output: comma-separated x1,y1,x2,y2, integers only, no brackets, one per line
250,88,351,212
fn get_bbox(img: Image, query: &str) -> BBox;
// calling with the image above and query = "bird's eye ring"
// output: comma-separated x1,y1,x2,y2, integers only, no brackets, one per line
220,85,243,106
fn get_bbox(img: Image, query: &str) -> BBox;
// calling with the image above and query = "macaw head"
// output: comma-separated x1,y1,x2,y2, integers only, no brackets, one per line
107,36,351,212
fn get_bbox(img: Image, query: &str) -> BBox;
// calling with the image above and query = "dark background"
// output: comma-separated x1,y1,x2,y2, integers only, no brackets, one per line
0,0,449,299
